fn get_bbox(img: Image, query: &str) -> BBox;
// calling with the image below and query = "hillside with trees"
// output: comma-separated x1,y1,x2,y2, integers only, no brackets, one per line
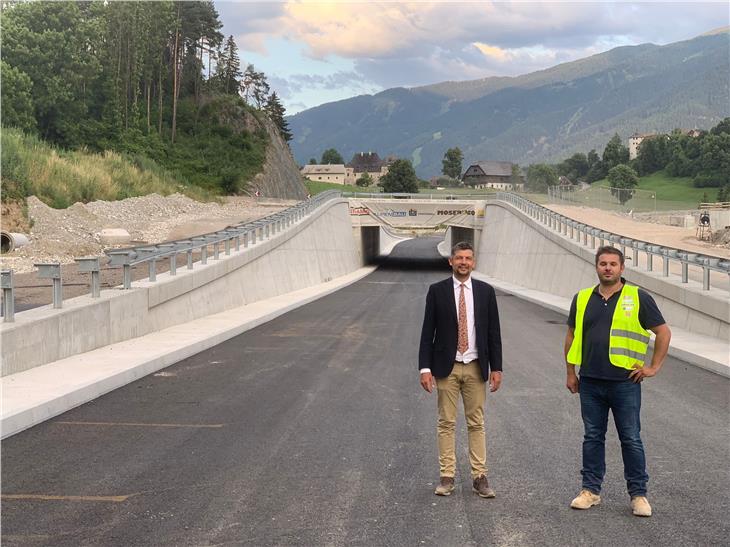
523,118,730,205
0,0,302,208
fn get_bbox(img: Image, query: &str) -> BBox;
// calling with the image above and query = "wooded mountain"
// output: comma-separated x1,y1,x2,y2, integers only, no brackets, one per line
288,30,729,178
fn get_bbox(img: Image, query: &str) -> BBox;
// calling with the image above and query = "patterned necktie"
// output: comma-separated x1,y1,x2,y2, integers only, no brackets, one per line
458,283,468,354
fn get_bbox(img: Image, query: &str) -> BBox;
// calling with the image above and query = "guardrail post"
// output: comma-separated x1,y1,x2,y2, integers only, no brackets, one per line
1,269,15,322
135,248,158,281
646,245,659,272
74,257,101,297
719,261,730,295
123,264,132,288
678,253,688,283
35,262,63,308
599,231,609,248
201,243,208,264
702,259,710,290
608,234,621,251
663,250,676,277
156,244,176,276
619,238,629,258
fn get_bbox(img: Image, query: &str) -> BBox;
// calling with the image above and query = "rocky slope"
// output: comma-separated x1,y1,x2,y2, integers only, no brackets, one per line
253,116,308,200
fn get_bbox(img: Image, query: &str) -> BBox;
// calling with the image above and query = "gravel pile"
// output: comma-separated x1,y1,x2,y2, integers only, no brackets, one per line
710,227,730,246
0,194,292,273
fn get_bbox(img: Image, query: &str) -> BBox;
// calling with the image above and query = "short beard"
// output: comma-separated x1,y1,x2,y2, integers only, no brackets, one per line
599,275,621,287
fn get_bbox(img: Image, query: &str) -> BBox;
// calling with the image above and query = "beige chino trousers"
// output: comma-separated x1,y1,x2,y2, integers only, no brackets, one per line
436,360,488,479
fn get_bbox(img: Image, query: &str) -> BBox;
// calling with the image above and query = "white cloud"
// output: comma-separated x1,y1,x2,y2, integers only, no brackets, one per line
215,1,729,109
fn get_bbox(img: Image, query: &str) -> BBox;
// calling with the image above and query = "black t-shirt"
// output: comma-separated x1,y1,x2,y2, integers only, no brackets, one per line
568,282,665,381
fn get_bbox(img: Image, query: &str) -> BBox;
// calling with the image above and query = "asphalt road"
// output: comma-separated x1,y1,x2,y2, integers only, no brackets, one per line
2,238,729,546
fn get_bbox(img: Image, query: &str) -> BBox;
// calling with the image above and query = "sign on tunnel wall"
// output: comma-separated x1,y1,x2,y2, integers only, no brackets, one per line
349,199,485,228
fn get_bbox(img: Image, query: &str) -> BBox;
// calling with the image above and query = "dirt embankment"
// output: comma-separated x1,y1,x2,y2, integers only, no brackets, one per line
545,204,730,259
0,193,294,310
0,193,293,274
1,201,32,233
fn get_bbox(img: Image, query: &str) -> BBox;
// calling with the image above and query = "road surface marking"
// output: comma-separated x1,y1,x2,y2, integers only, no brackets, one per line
55,421,224,429
2,493,135,502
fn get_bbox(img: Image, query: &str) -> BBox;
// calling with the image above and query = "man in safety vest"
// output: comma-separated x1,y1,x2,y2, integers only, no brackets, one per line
564,246,671,517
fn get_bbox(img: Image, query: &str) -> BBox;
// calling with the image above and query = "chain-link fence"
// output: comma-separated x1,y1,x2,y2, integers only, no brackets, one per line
547,185,662,212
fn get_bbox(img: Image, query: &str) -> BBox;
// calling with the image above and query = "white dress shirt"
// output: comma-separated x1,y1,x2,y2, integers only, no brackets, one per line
453,276,478,364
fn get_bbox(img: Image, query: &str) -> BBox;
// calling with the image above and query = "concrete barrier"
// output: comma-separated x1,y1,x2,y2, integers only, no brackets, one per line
477,201,730,340
1,198,361,376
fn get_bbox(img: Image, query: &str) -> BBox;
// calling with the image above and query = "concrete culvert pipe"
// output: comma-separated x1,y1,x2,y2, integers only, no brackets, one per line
1,232,30,253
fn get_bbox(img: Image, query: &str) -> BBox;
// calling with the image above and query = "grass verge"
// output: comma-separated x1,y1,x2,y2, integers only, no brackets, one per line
1,127,214,208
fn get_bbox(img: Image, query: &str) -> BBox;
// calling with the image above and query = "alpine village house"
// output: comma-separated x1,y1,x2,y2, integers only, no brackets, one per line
301,152,394,185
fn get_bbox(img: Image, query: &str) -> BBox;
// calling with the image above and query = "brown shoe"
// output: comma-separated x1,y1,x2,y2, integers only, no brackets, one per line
434,477,455,496
472,475,495,498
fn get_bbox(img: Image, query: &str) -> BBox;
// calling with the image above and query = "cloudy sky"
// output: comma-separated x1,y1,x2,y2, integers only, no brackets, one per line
214,1,729,114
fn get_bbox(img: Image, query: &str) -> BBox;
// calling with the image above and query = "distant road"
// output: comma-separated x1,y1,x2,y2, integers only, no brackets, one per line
2,238,728,546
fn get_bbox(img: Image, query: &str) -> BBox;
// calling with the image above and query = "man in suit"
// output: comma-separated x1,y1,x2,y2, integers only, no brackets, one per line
419,241,503,498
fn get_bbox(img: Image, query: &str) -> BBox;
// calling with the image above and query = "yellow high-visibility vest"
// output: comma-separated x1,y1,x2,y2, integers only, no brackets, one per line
567,284,651,370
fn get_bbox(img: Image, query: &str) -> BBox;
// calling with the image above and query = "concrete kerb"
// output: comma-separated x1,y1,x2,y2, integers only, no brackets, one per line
1,265,377,439
472,273,730,379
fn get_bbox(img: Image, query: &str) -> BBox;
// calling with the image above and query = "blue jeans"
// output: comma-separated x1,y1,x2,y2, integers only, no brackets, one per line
579,377,648,497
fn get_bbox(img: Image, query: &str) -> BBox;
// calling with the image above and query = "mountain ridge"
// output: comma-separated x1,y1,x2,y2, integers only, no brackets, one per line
288,31,729,178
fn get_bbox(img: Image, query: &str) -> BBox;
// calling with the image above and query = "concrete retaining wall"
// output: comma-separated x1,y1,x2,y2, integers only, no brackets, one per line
1,199,360,376
477,202,729,339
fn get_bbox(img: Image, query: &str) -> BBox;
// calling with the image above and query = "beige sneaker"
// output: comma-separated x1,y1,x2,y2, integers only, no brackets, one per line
434,477,455,496
631,496,652,517
570,489,601,509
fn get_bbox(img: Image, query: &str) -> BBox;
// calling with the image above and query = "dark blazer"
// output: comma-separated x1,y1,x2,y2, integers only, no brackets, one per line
418,277,502,381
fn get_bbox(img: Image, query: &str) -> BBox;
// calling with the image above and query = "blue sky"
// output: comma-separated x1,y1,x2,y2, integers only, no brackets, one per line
214,1,729,114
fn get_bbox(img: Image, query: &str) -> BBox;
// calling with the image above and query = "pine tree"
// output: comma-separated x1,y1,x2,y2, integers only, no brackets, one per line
265,92,292,143
216,35,241,94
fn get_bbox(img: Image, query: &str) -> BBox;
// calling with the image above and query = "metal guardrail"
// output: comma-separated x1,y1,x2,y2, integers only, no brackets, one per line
342,192,495,200
2,189,726,321
0,191,343,319
1,270,15,322
103,189,341,287
496,192,730,294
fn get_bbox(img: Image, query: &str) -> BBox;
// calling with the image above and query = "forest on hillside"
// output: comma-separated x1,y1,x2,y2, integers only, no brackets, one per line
523,118,730,203
1,0,291,199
